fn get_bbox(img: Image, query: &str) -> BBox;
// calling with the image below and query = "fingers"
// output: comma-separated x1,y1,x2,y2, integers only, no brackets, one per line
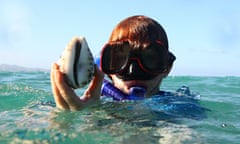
82,65,104,102
53,65,85,110
50,63,69,110
51,64,104,111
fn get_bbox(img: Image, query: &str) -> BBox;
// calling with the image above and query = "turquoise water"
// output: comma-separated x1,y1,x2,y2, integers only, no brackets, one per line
0,72,239,144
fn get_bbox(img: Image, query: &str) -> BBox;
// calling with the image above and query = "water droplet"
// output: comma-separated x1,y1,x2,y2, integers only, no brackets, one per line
221,123,227,128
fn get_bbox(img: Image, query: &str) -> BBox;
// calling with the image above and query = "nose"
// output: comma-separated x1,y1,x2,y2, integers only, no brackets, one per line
117,59,157,81
128,60,143,75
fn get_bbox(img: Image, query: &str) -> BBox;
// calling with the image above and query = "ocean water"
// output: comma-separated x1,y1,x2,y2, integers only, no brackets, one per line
0,72,239,144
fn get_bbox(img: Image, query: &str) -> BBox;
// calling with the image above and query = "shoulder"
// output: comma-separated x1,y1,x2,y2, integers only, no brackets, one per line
158,86,200,99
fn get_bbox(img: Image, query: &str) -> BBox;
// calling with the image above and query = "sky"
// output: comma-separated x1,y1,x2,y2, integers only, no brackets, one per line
0,0,239,76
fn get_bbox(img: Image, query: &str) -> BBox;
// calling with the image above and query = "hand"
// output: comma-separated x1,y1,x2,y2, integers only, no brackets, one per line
50,63,104,111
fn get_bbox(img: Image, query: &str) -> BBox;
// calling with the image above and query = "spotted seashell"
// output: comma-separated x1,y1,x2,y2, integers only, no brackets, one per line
58,36,95,89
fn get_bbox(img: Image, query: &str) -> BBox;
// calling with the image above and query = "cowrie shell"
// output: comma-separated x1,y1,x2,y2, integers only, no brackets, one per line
58,36,95,89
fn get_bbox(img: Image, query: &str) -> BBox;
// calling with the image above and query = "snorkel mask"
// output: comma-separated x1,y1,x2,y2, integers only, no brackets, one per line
100,41,175,81
94,41,176,100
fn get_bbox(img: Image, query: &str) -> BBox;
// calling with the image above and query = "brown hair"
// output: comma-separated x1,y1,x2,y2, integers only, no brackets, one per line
108,15,169,49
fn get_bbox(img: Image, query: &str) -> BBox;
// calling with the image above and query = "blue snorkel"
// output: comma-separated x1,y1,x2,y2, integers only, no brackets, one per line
101,79,146,101
95,56,146,101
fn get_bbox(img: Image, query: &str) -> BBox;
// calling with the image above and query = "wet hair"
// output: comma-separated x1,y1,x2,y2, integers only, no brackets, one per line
108,15,169,49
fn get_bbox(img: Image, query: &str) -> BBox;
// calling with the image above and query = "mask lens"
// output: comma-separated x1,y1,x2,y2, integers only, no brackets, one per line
140,43,168,73
101,42,130,74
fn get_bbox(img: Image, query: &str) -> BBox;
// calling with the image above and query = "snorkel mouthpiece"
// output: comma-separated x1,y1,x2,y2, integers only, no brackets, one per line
128,86,146,100
101,79,146,101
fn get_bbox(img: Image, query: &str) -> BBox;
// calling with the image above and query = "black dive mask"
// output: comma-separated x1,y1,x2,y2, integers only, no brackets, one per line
116,60,158,81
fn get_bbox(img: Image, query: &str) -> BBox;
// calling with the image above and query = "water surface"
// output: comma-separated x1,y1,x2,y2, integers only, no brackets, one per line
0,72,239,144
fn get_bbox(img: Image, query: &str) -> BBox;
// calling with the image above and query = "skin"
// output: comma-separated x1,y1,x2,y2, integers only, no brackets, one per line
51,62,172,110
51,63,104,111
